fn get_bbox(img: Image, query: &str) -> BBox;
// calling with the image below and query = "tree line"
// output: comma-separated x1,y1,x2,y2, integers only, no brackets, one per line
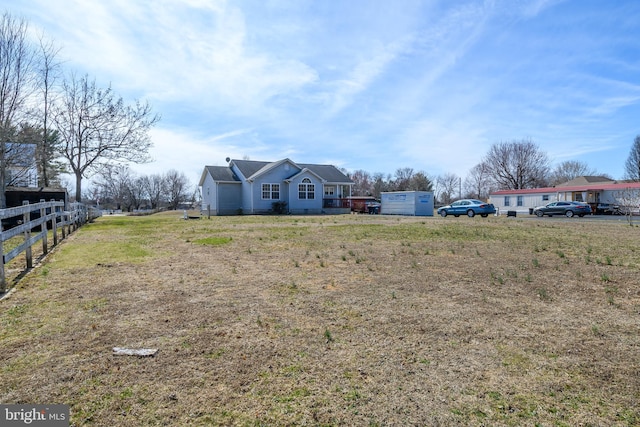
88,165,194,212
348,138,640,204
0,12,158,208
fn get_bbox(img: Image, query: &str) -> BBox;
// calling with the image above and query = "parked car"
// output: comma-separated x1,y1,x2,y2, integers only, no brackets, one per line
595,203,624,215
437,199,496,218
365,201,381,214
533,201,592,217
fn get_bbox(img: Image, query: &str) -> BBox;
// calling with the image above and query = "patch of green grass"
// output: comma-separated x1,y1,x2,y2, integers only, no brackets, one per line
193,236,232,246
53,237,152,269
3,304,29,326
82,298,108,312
205,348,226,359
537,288,551,301
324,328,334,343
591,324,603,337
274,387,311,403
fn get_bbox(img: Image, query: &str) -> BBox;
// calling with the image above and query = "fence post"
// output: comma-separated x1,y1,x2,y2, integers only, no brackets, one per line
40,200,49,256
0,221,5,293
23,201,33,270
51,200,58,246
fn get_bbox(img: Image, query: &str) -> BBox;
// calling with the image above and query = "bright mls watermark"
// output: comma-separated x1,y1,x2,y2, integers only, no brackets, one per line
1,405,69,426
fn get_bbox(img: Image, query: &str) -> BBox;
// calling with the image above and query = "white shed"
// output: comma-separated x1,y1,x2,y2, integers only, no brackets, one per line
380,191,434,216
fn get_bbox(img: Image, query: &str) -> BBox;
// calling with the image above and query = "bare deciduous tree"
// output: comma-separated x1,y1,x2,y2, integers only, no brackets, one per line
141,173,165,209
392,167,414,191
0,12,35,207
349,169,373,196
34,35,63,187
436,173,460,205
624,135,640,182
95,164,134,211
614,187,640,225
483,139,549,190
164,169,190,210
53,74,159,202
464,162,493,200
548,160,598,186
372,172,391,199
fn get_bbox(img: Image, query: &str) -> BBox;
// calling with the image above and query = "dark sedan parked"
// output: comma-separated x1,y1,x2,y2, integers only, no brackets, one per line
437,199,496,218
533,201,592,217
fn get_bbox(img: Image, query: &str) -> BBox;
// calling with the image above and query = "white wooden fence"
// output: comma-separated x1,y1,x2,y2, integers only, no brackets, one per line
0,200,101,292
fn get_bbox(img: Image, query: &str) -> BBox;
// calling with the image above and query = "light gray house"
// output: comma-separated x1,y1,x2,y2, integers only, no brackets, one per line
199,158,353,215
489,176,640,215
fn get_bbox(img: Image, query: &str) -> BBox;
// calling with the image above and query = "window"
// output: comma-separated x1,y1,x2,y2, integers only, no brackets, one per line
504,196,510,207
262,183,280,200
298,178,315,200
517,196,523,206
324,186,335,196
542,195,549,201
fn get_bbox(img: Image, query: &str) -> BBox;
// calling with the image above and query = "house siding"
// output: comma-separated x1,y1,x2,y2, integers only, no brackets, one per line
288,172,323,214
249,165,294,214
493,193,556,213
217,183,242,215
490,182,640,215
201,173,217,212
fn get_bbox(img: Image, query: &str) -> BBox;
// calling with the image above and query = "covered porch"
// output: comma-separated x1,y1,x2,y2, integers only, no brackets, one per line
322,184,352,214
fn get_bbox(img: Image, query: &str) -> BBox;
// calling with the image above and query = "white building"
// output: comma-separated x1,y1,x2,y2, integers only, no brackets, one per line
489,176,640,215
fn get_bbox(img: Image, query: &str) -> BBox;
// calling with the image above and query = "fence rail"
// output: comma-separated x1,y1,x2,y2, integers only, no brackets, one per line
0,200,101,292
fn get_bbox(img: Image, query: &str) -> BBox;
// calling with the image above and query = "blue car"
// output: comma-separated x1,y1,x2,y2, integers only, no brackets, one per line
437,199,496,218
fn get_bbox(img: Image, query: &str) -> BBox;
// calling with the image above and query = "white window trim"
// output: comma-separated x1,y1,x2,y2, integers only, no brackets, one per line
298,178,315,200
262,183,280,200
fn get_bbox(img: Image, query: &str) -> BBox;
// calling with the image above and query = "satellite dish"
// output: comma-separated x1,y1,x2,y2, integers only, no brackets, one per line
225,157,231,163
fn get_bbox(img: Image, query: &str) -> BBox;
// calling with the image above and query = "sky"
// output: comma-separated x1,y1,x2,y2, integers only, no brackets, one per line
6,0,640,186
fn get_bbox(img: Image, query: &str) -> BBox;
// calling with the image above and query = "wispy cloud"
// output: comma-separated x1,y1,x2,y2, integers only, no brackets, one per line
12,0,640,182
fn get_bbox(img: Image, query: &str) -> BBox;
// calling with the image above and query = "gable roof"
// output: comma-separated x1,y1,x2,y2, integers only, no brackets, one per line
555,176,615,187
297,163,352,183
199,165,241,186
284,167,326,183
230,159,272,178
230,159,353,183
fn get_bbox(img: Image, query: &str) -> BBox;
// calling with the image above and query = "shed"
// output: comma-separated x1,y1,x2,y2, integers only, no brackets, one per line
5,186,68,208
3,186,68,229
380,191,434,216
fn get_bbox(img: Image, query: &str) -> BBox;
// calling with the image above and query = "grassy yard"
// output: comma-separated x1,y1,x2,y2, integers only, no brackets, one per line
1,212,639,426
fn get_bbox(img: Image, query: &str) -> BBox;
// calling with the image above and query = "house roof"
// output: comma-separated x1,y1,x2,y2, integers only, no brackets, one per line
230,159,270,178
297,163,352,183
6,186,67,193
199,165,241,186
230,159,353,184
555,176,615,187
284,168,326,183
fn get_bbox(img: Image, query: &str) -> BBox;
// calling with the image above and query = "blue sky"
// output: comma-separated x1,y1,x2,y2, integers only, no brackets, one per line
8,0,640,185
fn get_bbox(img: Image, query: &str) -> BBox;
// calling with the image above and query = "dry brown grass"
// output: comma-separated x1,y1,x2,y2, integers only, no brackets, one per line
1,212,639,426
